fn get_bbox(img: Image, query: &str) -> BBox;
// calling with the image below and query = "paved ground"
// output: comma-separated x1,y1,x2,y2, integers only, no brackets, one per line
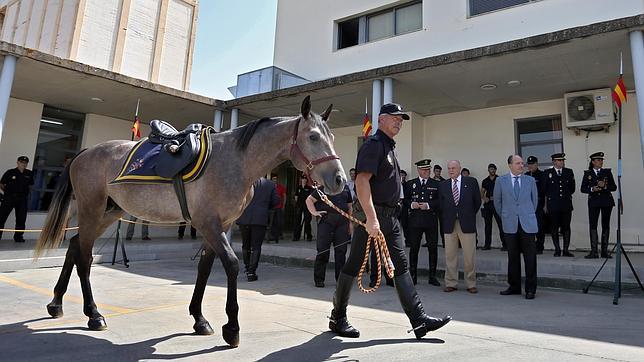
1,258,643,361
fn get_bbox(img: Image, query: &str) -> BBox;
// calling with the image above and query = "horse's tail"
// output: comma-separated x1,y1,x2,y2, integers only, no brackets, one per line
35,150,84,258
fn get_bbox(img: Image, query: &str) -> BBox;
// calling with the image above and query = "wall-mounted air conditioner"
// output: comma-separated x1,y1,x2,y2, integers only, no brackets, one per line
564,88,614,128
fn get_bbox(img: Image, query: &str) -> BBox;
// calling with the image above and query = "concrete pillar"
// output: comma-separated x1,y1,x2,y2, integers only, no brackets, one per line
372,79,382,134
629,30,644,170
230,108,239,130
0,55,17,144
213,109,223,131
383,77,393,104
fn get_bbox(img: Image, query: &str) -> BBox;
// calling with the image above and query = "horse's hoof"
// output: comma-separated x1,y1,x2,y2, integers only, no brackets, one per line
47,303,63,319
87,316,107,331
222,323,240,347
193,321,214,335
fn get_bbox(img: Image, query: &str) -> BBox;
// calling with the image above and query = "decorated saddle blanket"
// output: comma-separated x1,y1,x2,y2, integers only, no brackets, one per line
110,126,213,185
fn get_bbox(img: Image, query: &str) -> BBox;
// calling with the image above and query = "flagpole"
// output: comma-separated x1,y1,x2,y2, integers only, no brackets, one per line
613,53,623,305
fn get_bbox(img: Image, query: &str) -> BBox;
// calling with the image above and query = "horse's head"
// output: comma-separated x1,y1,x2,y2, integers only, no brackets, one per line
291,96,346,195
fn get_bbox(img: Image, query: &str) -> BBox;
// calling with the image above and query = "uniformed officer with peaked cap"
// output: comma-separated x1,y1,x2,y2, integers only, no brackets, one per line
580,152,616,259
0,156,34,242
542,153,575,257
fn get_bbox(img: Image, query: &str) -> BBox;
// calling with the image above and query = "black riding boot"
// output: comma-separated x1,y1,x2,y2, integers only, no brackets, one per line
562,231,574,257
585,230,599,259
394,271,451,339
242,248,251,273
428,246,440,286
329,272,360,338
601,231,612,259
552,231,561,256
247,250,261,281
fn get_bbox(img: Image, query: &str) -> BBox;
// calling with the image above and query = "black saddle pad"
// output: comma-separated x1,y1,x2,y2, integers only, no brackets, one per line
110,127,213,185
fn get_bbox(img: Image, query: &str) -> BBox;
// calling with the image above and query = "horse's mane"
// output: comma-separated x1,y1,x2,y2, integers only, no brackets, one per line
234,116,283,151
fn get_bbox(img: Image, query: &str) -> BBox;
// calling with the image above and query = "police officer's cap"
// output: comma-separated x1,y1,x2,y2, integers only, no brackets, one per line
551,153,566,161
487,163,497,169
527,156,538,164
433,165,442,170
17,156,29,163
379,103,410,120
415,159,432,169
590,152,604,160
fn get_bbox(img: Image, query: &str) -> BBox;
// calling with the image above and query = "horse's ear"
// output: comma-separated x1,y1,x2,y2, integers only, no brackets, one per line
321,104,333,121
301,96,311,118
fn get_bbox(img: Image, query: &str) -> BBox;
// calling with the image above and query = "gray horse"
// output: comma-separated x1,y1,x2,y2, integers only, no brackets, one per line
35,96,346,347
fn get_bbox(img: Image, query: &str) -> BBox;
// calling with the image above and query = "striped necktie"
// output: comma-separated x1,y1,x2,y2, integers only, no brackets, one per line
452,179,460,205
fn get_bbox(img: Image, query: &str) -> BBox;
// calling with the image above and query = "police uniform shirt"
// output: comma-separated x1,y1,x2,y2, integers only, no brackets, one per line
312,185,353,214
0,168,34,197
525,169,545,201
581,168,616,208
355,129,401,207
481,176,497,202
406,177,439,211
295,184,313,206
543,167,575,211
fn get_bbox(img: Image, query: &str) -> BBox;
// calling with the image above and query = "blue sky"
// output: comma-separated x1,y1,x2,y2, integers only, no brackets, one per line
189,0,278,100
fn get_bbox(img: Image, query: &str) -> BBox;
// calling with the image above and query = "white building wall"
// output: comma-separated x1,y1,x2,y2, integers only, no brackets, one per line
157,0,192,89
0,98,42,173
76,0,122,71
121,0,162,81
273,0,644,81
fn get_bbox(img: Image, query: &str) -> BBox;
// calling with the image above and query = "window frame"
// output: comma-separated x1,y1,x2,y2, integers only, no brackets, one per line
514,114,564,168
467,0,541,18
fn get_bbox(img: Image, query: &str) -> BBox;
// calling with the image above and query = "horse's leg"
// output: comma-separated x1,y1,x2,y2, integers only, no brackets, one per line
46,234,80,318
193,225,240,347
189,246,217,335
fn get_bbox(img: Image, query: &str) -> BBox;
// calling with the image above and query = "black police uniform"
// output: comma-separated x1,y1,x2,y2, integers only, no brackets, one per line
433,171,446,246
311,185,352,285
399,178,410,247
542,154,575,257
293,182,313,241
525,157,546,253
580,152,616,258
405,174,441,285
0,166,34,242
481,173,505,250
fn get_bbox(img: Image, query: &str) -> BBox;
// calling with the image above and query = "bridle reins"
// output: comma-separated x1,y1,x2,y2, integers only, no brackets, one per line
290,116,340,176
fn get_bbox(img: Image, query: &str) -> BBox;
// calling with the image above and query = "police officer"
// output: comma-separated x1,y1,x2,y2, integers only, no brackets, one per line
542,153,575,257
405,159,441,286
481,163,505,251
525,156,546,254
399,170,410,247
580,152,616,259
432,164,446,247
328,103,450,340
293,174,313,241
0,156,34,242
307,184,352,287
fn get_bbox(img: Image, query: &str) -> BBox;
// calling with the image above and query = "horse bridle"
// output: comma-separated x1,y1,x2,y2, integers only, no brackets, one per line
290,117,340,178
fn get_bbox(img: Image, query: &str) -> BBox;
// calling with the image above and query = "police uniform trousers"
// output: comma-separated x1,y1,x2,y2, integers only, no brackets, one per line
0,195,28,241
588,205,613,254
314,213,349,283
548,210,572,252
482,203,505,248
293,204,312,240
240,224,266,274
268,208,284,241
535,200,546,252
344,206,408,278
407,213,439,283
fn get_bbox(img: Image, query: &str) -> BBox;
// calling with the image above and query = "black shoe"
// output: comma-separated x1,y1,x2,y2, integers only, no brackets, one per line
554,251,561,257
428,277,441,286
178,235,184,240
601,252,613,259
563,251,574,257
481,246,491,250
525,292,535,300
292,238,300,241
306,235,313,241
14,238,25,243
142,236,151,241
191,235,197,240
125,237,132,241
500,247,507,251
500,288,521,295
536,250,543,255
584,253,599,259
315,281,325,288
246,273,258,282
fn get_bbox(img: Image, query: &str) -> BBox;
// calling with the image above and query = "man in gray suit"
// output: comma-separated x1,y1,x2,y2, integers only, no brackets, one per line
494,155,539,299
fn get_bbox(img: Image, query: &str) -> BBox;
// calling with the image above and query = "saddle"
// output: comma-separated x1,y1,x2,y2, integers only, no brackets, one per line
149,120,204,178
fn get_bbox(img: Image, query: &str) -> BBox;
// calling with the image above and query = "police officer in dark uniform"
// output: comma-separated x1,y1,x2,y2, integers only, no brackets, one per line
525,156,546,254
542,153,575,257
307,184,352,287
405,159,441,286
0,156,34,242
328,103,450,340
432,164,446,247
293,174,313,241
580,152,616,259
481,163,505,251
399,170,410,247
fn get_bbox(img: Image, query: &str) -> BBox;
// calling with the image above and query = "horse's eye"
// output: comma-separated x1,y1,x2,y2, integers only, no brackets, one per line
309,133,320,141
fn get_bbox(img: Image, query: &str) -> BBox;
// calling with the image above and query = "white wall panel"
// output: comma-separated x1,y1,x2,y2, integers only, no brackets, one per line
39,0,61,53
1,1,18,42
12,0,31,45
158,0,191,89
76,0,122,70
53,0,78,57
121,0,161,81
25,0,45,49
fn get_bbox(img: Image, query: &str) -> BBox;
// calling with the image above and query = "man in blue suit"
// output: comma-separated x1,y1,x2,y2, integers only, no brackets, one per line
494,155,539,299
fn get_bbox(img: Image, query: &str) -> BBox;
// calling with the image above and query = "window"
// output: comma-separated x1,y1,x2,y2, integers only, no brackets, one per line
469,0,535,17
29,106,85,211
515,115,563,168
337,1,422,50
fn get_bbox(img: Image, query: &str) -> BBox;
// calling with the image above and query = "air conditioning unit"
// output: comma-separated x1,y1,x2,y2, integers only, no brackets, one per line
564,88,614,128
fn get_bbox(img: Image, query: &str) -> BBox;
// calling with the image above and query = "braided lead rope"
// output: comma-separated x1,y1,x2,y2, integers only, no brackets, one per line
312,186,394,293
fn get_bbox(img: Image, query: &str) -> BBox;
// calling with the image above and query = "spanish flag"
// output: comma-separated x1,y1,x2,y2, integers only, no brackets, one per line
362,98,372,139
131,116,141,139
612,75,627,110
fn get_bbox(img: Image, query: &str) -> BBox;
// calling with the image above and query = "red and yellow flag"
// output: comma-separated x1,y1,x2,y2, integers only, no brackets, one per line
131,116,141,139
612,75,627,110
362,112,372,139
